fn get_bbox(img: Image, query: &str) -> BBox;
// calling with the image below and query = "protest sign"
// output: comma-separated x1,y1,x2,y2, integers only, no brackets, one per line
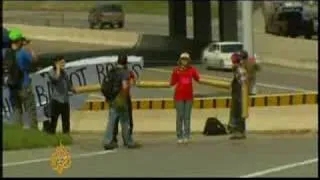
2,56,144,123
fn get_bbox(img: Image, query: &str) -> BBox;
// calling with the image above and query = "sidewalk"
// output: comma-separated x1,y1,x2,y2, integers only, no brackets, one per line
46,105,318,134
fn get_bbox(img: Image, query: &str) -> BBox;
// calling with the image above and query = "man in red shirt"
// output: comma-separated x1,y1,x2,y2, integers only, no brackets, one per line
170,52,200,144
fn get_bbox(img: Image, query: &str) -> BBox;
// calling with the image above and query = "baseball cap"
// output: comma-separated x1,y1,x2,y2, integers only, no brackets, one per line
8,28,24,41
231,53,241,65
179,52,191,60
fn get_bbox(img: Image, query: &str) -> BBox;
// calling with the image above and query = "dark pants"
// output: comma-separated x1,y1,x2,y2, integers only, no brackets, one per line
10,84,38,129
112,96,133,143
50,99,70,134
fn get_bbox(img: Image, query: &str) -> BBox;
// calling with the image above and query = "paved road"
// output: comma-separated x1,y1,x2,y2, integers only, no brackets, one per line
147,64,318,92
28,39,317,99
3,134,318,177
3,10,318,41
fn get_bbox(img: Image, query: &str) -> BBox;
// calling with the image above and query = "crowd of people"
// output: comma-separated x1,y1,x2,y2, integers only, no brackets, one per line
2,27,259,150
101,51,259,150
3,28,74,135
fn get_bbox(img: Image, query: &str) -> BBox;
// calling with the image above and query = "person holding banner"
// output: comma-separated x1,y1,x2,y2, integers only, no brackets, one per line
170,52,200,144
229,52,249,140
239,50,260,95
7,28,38,129
48,56,76,134
112,55,136,145
102,55,141,150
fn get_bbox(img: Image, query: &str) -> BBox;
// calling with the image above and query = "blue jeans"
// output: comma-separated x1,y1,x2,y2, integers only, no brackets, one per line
175,100,193,140
230,117,246,134
103,102,134,146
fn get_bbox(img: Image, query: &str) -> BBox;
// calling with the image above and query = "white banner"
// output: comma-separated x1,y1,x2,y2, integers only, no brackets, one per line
2,56,144,123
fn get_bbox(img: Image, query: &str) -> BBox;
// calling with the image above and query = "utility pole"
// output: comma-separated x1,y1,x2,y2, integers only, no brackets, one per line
242,1,254,57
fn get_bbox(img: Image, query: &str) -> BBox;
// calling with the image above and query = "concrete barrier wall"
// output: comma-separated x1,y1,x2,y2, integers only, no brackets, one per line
81,92,318,111
4,23,140,47
254,33,318,70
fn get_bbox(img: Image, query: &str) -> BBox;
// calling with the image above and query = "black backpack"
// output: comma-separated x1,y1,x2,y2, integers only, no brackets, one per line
3,49,24,89
101,67,123,102
203,117,228,136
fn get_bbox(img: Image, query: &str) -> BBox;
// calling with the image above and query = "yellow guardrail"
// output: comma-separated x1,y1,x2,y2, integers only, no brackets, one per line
80,92,318,111
74,78,231,94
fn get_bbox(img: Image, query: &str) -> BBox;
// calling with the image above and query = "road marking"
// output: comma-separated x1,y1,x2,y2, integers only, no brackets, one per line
240,158,318,178
145,68,312,92
3,150,117,168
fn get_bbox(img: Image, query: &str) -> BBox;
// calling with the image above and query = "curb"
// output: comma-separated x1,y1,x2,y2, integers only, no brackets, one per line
81,92,318,111
71,129,317,136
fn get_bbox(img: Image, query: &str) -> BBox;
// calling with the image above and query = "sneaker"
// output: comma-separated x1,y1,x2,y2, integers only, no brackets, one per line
229,132,246,140
183,138,190,144
177,139,184,144
127,142,142,149
238,133,247,139
103,142,119,150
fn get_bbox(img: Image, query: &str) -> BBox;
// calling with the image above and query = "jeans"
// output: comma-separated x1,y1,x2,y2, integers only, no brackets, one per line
230,117,246,134
175,100,193,140
11,84,38,129
103,102,134,146
113,96,133,142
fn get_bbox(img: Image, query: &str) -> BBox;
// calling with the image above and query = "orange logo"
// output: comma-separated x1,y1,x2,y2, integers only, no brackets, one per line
50,141,72,175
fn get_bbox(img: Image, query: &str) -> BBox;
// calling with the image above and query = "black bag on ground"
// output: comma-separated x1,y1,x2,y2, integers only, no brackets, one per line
203,117,227,136
101,68,123,102
4,49,23,89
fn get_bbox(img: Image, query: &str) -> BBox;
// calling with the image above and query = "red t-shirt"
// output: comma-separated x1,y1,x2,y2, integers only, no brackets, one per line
170,66,200,101
128,71,135,96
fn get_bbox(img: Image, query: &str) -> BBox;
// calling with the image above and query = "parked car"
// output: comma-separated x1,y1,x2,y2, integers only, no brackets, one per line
88,4,125,29
201,41,260,70
263,1,315,39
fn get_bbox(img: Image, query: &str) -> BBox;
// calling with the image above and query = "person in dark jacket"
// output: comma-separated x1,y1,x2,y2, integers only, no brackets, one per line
112,55,136,145
102,54,141,150
7,28,38,129
49,56,76,134
229,52,249,140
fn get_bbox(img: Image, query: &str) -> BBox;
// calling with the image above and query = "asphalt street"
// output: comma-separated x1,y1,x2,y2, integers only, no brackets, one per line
26,39,317,100
3,134,318,177
3,10,318,41
3,8,318,178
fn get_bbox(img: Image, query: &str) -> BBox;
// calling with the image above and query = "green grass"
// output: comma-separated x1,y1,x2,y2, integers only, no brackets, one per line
3,0,219,17
3,123,73,150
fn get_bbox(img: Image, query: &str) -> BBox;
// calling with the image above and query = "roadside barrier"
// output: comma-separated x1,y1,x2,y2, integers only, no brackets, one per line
80,92,318,111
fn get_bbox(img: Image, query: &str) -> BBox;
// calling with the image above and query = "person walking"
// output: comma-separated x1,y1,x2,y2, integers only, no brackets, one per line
112,55,136,145
229,52,249,140
48,56,76,134
170,52,200,144
7,28,38,129
102,55,140,150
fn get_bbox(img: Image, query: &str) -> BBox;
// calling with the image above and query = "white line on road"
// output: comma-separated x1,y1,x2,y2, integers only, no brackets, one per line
3,150,117,168
240,158,318,178
145,68,312,92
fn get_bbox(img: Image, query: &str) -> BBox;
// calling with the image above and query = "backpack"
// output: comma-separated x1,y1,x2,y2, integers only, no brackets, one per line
101,67,123,102
3,49,24,89
203,117,228,136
